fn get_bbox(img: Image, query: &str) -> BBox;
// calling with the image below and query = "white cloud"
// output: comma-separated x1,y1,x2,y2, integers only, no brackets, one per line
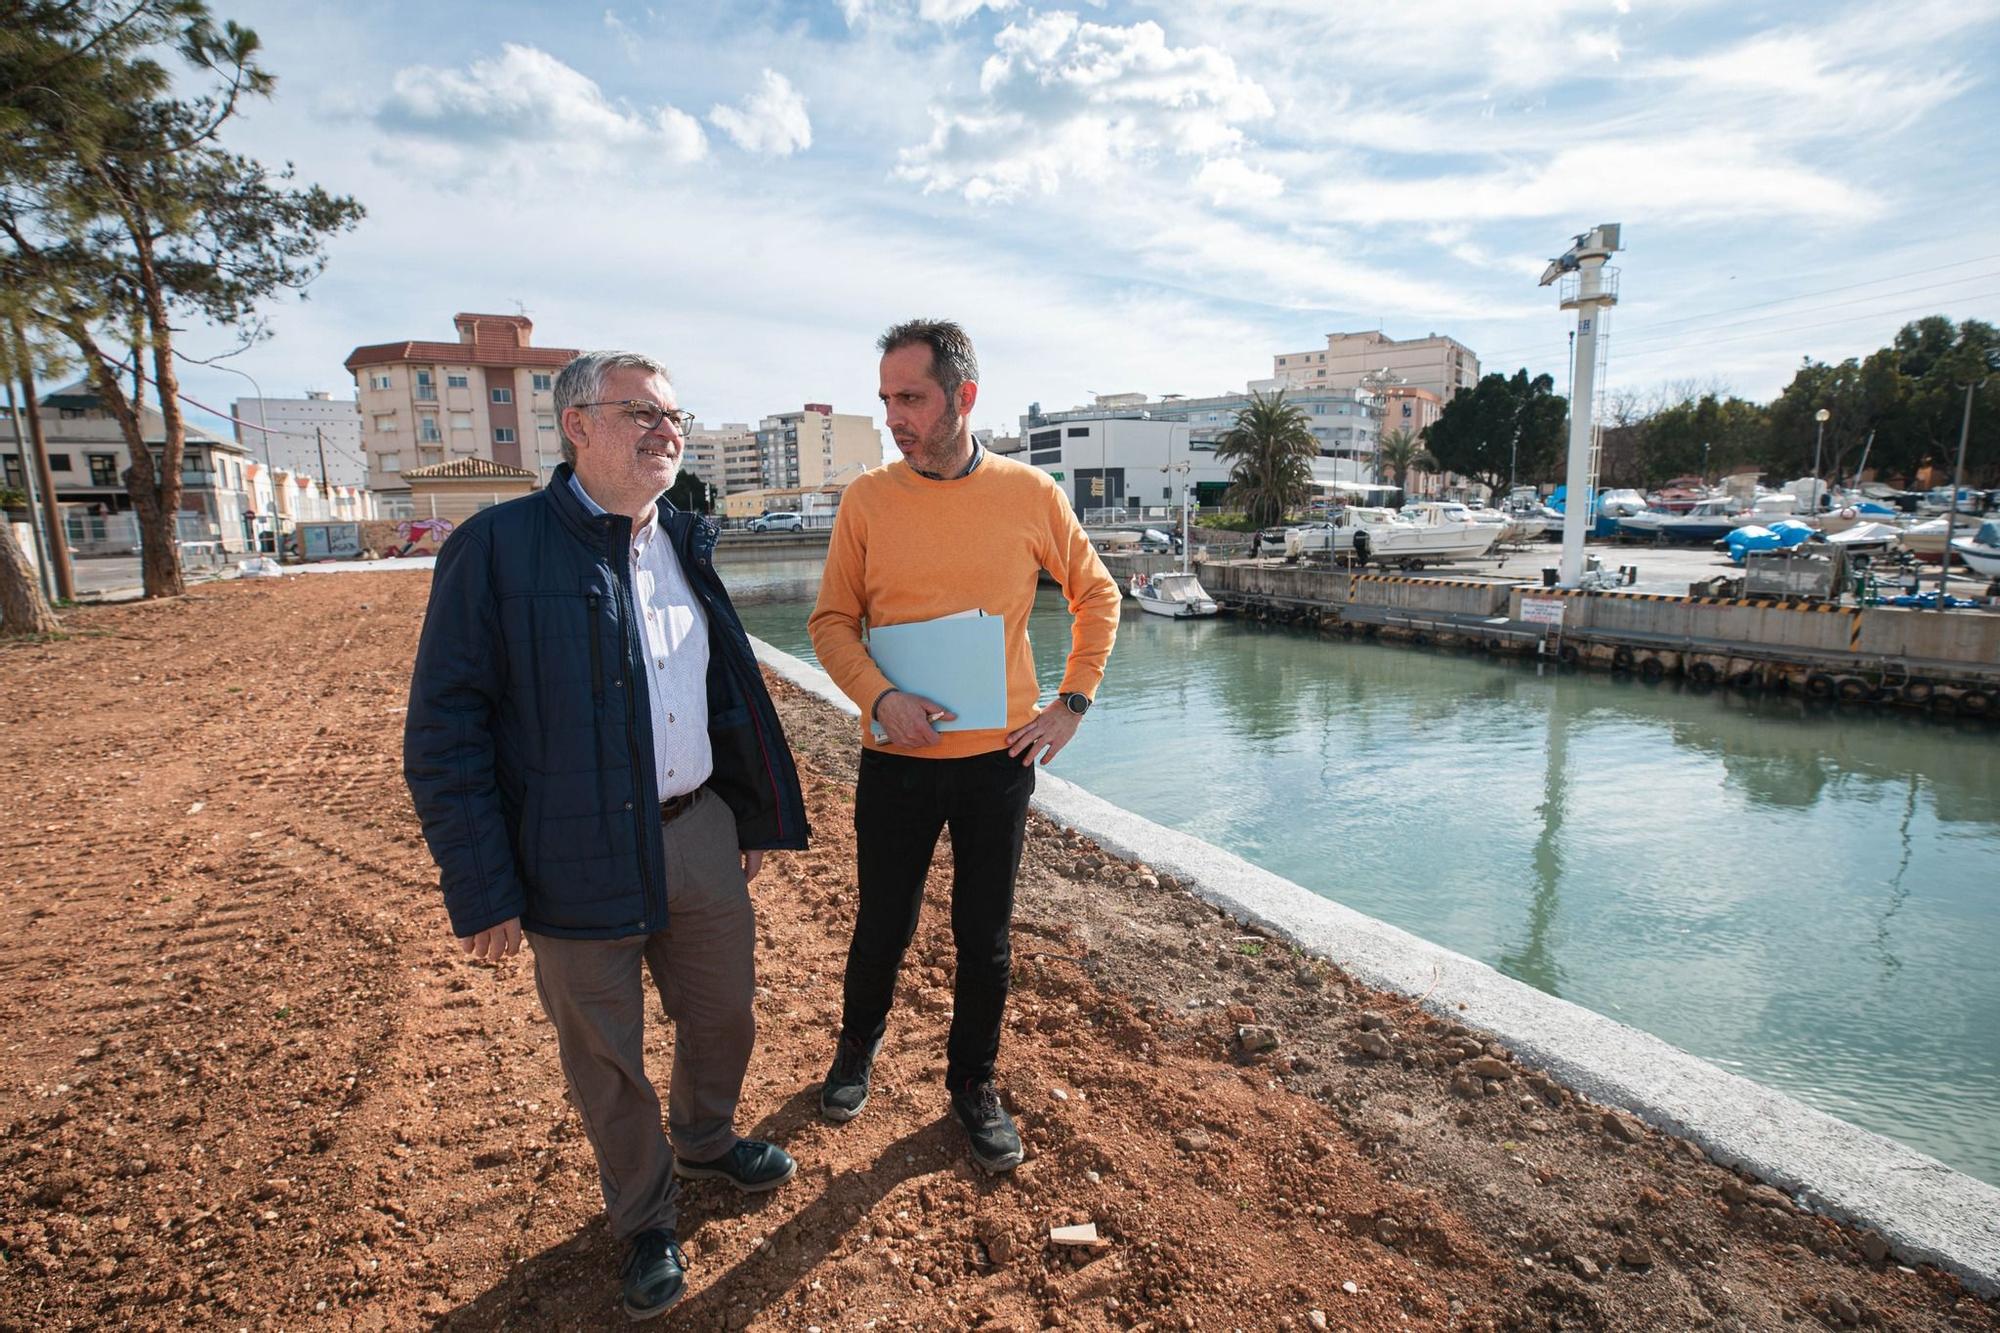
1192,157,1283,206
375,43,705,164
918,0,1015,21
708,70,813,156
1315,136,1880,227
898,13,1273,202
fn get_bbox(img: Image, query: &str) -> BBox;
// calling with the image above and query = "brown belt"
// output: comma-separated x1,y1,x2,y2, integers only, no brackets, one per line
660,789,700,825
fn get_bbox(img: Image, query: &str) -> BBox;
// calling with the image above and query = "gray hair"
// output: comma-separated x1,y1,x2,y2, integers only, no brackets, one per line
552,350,672,465
877,319,978,401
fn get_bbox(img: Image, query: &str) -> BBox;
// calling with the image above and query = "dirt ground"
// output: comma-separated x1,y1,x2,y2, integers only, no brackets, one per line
2,572,1995,1332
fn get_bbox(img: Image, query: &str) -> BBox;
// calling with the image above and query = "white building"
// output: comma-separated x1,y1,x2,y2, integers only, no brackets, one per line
229,391,368,489
1019,388,1382,513
683,421,761,498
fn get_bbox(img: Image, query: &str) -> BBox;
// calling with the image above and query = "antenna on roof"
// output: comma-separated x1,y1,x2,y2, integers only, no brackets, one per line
512,298,532,318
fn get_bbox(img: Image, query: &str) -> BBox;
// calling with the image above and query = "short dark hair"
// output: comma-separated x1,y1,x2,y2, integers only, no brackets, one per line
877,319,978,400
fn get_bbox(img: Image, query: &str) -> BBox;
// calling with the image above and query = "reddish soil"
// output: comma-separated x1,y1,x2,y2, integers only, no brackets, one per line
1,572,1995,1332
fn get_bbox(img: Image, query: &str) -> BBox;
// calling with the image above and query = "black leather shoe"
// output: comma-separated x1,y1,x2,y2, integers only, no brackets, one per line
621,1229,687,1321
673,1138,797,1193
820,1033,882,1122
951,1081,1024,1173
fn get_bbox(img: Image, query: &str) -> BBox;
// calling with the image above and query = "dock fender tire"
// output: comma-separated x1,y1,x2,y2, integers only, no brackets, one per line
1959,688,1993,716
1638,656,1665,681
1804,672,1837,700
1726,668,1759,690
1835,677,1871,704
1687,660,1719,687
1611,645,1635,672
1557,643,1580,667
1900,678,1935,706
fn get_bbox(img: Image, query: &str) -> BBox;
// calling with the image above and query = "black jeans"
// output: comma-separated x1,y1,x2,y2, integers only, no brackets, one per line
842,747,1036,1090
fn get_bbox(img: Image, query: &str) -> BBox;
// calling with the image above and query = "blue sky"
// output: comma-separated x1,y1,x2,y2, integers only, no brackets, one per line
177,0,2000,448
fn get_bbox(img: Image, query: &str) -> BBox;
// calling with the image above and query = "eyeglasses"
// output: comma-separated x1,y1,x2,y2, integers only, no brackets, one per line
575,400,695,434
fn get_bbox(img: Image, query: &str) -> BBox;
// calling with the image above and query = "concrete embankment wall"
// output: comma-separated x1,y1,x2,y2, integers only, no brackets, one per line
1202,561,2000,705
749,636,2000,1299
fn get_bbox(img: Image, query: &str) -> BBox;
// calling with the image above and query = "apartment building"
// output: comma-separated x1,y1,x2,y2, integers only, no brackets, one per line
1376,384,1446,441
343,313,578,513
228,390,367,488
682,421,763,499
755,404,883,492
1271,330,1480,402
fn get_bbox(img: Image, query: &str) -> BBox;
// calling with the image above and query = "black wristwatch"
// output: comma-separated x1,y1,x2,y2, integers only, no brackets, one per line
1060,691,1091,716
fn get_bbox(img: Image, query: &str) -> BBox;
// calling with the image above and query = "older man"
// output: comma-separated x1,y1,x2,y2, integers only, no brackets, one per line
808,319,1120,1172
404,351,809,1321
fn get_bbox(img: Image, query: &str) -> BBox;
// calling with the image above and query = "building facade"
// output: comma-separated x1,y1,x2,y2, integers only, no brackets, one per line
343,313,579,514
1018,392,1375,514
400,456,539,525
683,421,763,499
755,404,883,493
1271,330,1480,402
229,390,367,489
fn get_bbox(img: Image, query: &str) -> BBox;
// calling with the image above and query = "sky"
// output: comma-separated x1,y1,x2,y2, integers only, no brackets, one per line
171,0,2000,453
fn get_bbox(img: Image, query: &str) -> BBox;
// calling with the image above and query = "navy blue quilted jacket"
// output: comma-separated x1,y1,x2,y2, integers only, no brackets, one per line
403,464,809,940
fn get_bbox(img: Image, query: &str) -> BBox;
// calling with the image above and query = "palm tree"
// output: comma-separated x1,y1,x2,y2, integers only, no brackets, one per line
1214,391,1319,528
1375,428,1436,493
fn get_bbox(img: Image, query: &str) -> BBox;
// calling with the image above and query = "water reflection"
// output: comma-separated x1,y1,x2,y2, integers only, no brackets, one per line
732,562,2000,1186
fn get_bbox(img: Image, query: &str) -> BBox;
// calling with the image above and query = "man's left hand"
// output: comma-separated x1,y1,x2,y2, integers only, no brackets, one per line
1006,699,1083,767
742,849,766,884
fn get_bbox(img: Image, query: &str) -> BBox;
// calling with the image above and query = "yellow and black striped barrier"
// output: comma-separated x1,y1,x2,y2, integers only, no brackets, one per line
1516,586,1851,613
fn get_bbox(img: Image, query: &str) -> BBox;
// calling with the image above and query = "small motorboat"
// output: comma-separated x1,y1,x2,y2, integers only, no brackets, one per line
1130,570,1217,618
1950,519,2000,579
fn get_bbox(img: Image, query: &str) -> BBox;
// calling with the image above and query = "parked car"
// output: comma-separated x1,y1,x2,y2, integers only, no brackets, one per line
748,511,805,533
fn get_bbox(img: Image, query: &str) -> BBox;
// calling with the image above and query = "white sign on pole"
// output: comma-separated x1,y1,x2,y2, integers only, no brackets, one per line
1520,596,1566,626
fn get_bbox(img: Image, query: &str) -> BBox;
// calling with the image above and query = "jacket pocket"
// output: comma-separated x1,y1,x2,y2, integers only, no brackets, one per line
585,593,605,704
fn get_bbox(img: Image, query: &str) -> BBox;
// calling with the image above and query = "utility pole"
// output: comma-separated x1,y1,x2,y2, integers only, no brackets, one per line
8,321,74,601
1937,347,1998,609
3,377,57,603
315,426,331,517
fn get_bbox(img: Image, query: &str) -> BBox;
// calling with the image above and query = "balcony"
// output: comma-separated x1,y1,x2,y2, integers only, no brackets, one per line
1558,265,1620,310
415,386,438,402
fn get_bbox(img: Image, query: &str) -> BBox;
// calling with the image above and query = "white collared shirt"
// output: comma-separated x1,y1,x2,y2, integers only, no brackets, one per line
570,476,712,798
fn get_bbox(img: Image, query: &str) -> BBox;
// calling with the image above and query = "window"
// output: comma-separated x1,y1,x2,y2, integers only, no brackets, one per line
491,387,513,404
1401,403,1413,417
418,415,442,443
531,373,552,392
49,452,72,472
1029,449,1063,465
1276,357,1287,366
536,414,556,432
414,370,436,402
369,372,392,391
493,427,517,444
450,412,473,430
2,456,21,489
1066,426,1090,437
1029,428,1060,449
373,413,398,432
89,454,119,486
446,372,469,389
380,454,401,473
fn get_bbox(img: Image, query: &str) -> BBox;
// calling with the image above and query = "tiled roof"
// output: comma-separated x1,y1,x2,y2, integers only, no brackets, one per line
402,457,538,480
343,340,578,372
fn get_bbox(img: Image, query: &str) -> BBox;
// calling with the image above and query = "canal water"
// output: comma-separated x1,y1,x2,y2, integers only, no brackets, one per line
726,557,2000,1189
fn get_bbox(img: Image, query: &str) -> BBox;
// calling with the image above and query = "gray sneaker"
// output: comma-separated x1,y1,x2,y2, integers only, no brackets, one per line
820,1033,881,1122
951,1081,1024,1173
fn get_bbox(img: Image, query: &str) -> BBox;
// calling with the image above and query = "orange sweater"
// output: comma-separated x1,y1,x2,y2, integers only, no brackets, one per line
807,453,1121,759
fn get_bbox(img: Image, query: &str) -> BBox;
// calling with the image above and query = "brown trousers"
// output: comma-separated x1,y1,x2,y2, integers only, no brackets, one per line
526,789,756,1241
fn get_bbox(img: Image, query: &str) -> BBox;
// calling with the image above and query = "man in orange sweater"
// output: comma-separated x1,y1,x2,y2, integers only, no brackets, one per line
807,319,1120,1172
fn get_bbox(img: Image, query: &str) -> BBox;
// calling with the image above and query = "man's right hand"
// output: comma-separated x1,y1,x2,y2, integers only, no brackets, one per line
458,917,523,963
875,690,955,748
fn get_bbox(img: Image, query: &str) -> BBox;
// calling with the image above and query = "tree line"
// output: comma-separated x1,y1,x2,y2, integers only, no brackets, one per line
1,0,360,633
1418,315,1998,496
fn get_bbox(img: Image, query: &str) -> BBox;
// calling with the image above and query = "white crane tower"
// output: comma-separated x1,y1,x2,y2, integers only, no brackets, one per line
1539,223,1622,587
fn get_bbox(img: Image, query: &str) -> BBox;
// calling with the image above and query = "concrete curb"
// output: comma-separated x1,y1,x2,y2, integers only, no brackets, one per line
751,637,2000,1299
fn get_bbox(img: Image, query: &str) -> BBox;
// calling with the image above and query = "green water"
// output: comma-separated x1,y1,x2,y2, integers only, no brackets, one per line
727,558,2000,1187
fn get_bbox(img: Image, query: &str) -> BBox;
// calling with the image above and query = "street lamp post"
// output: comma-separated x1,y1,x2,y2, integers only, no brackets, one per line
1701,440,1711,488
203,359,278,555
1811,408,1830,515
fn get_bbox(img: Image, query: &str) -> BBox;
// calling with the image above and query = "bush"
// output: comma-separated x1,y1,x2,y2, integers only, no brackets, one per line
0,486,28,511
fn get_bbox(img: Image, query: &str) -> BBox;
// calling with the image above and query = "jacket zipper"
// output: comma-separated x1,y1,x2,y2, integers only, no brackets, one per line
616,568,658,930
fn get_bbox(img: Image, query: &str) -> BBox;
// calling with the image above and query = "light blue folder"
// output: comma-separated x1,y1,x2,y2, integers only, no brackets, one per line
866,612,1008,740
